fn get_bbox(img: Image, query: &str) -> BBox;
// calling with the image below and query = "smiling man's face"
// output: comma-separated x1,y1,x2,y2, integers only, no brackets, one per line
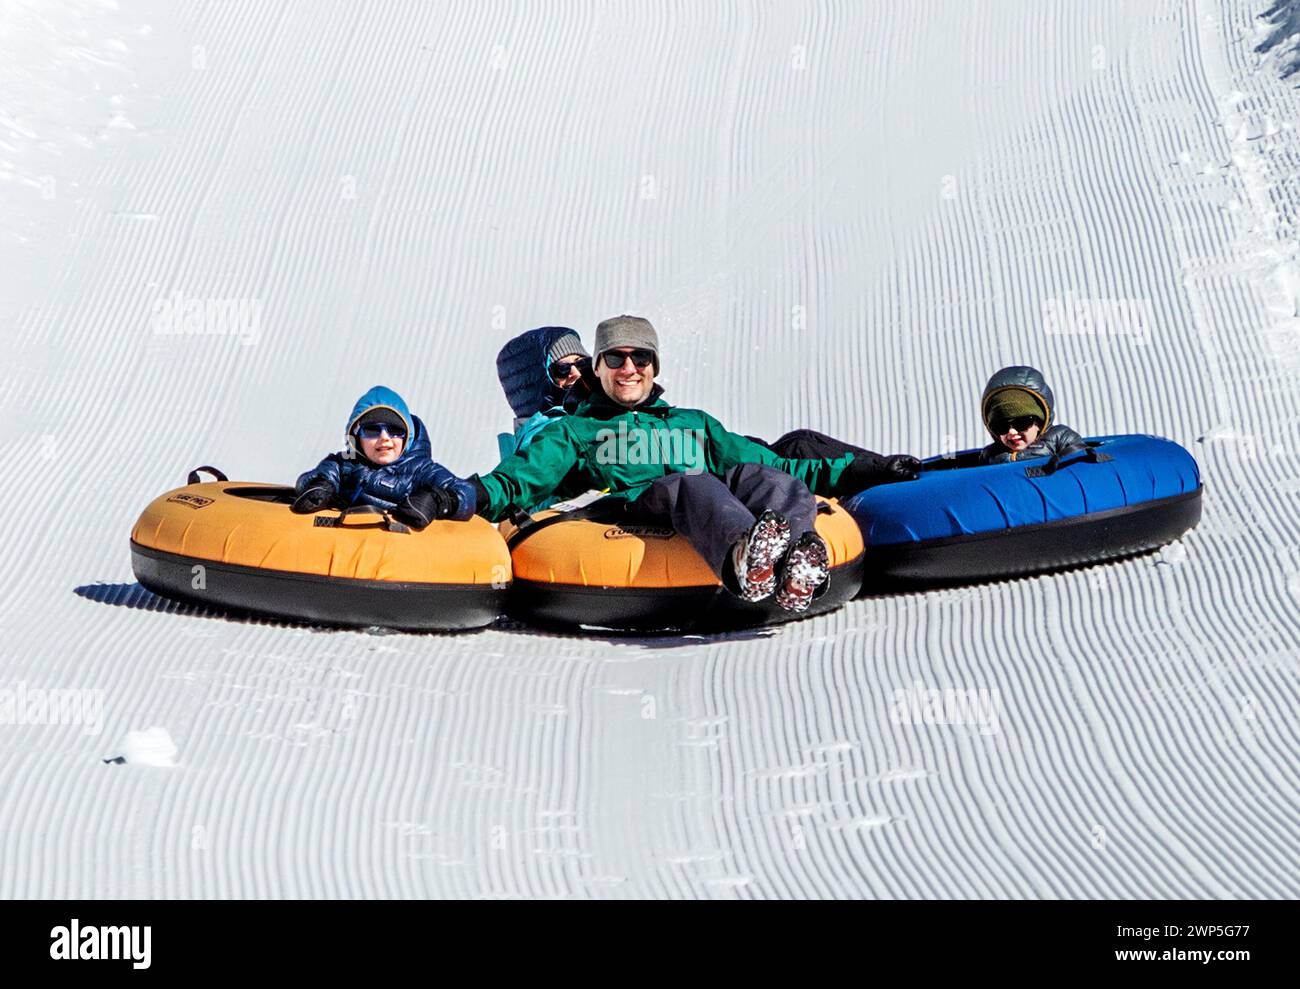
596,347,656,407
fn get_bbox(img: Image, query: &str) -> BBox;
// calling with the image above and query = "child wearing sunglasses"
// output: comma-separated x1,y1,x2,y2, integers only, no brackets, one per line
291,385,475,529
979,366,1086,464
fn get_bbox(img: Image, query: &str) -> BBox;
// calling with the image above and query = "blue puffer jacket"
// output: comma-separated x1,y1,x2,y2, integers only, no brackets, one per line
979,365,1087,464
294,385,476,518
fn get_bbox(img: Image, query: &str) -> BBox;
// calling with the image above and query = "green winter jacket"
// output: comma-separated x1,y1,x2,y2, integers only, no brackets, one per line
475,385,856,522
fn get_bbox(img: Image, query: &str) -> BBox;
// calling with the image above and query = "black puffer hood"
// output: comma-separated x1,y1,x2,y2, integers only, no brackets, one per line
981,365,1057,436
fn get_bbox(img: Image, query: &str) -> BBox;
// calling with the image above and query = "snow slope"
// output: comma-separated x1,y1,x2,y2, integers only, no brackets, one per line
1,0,1297,897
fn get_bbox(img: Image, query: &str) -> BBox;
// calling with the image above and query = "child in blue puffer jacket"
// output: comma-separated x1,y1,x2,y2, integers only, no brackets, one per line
292,386,476,530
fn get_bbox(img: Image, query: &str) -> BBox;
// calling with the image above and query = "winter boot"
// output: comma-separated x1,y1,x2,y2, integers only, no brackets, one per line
774,532,830,613
729,511,792,602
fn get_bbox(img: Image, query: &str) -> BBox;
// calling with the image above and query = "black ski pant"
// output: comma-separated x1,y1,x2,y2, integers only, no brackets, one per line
628,463,819,579
757,428,874,461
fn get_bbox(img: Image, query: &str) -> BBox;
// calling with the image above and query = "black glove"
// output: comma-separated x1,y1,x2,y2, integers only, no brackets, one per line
562,370,594,413
392,486,457,531
291,479,336,514
837,452,922,494
468,475,491,514
881,454,922,481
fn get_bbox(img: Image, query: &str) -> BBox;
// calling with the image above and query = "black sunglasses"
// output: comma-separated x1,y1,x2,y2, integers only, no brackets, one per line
991,415,1042,435
356,421,407,440
600,349,655,370
549,357,589,381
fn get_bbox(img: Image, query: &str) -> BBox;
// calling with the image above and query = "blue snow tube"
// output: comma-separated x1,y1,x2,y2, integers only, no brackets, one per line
841,434,1202,585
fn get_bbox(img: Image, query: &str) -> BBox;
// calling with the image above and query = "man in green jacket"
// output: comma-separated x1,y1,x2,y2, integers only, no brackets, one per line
470,316,919,612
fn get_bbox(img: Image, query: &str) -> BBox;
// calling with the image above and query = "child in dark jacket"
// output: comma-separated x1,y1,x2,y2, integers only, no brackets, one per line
495,326,593,458
979,366,1087,464
292,385,475,530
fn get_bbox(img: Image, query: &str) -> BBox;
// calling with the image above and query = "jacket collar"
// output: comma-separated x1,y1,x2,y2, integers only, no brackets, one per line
575,383,670,420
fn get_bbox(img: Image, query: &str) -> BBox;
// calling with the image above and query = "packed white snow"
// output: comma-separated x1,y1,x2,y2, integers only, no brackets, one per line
0,0,1297,897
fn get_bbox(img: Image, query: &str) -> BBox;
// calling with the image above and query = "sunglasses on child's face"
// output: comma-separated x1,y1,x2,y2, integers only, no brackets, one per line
549,358,589,382
601,349,654,370
992,415,1042,435
357,422,407,440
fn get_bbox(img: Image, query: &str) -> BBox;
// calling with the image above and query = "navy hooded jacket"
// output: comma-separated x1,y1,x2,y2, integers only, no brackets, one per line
496,326,585,420
492,328,603,511
294,386,476,518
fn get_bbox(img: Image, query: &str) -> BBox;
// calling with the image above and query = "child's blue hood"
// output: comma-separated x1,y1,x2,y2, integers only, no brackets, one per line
345,385,428,463
347,386,414,438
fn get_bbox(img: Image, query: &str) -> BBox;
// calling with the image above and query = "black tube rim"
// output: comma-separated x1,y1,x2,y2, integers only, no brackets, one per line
130,540,503,592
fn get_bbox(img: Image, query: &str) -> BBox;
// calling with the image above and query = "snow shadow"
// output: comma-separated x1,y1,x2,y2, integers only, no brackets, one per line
72,581,395,634
492,619,782,649
74,581,325,631
76,584,792,645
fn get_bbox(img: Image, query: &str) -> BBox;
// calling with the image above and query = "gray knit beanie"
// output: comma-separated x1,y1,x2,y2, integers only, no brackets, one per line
594,315,660,373
545,330,588,367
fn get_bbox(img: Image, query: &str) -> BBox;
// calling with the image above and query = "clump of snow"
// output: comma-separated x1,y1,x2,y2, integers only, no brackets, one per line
1198,424,1245,443
1158,541,1189,566
1255,1,1300,79
110,727,178,767
1211,45,1300,378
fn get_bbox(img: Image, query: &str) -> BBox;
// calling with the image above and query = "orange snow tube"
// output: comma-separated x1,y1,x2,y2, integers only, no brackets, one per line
499,496,865,631
130,468,510,630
